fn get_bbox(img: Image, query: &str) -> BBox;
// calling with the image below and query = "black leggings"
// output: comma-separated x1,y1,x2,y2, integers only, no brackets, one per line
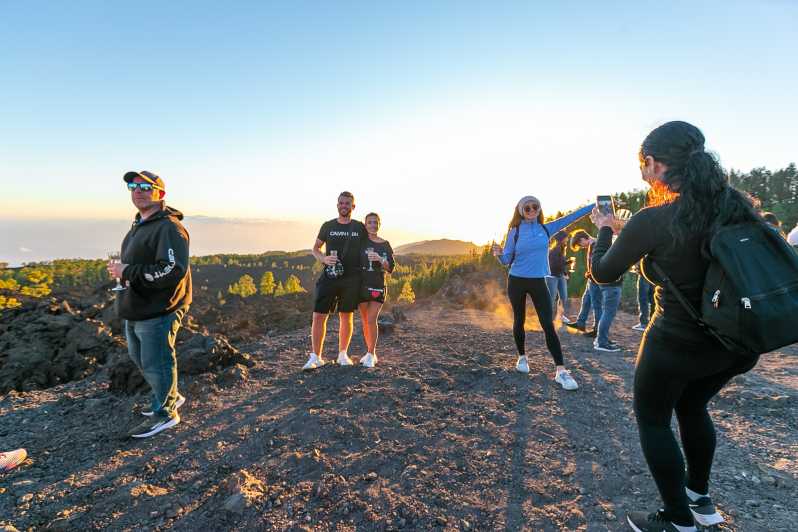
634,325,758,525
507,275,564,366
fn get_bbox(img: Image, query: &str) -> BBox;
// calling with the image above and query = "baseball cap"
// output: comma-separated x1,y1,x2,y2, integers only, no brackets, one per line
123,170,165,191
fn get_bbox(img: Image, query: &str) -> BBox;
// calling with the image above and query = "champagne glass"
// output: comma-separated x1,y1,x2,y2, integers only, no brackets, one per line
326,249,340,278
366,247,375,272
108,252,126,291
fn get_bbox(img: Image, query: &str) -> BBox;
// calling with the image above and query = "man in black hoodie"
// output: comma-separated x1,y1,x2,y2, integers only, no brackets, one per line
107,170,192,438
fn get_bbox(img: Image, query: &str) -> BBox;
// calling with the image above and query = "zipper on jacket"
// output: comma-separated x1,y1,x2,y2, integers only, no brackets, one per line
741,297,752,309
711,290,721,309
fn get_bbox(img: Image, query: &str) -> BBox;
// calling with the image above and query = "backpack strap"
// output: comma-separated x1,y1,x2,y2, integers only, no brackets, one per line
507,223,549,268
508,226,521,267
649,260,736,350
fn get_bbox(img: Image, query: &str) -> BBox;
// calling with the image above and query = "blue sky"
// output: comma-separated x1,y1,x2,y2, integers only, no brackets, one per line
1,1,797,256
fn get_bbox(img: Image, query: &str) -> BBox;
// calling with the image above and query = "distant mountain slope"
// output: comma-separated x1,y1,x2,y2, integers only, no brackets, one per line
394,239,479,256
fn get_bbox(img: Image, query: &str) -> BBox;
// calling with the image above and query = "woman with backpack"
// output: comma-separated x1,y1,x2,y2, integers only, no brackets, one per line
492,196,594,390
590,121,764,532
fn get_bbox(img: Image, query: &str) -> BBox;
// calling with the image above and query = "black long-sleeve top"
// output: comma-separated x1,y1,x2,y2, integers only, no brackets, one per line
590,203,710,341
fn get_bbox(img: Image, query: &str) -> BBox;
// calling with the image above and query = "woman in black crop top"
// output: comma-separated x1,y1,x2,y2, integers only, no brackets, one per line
590,121,763,532
358,212,395,368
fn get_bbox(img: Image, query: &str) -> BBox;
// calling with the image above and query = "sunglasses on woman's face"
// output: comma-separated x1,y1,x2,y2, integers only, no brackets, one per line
127,182,160,192
524,204,540,213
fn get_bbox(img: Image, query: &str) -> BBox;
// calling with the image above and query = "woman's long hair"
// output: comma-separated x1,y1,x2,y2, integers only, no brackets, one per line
641,121,761,245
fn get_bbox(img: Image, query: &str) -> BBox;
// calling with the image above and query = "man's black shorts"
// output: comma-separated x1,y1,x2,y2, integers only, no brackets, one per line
314,275,360,313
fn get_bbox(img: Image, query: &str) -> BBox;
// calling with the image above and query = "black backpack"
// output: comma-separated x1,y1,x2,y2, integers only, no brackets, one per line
653,222,798,357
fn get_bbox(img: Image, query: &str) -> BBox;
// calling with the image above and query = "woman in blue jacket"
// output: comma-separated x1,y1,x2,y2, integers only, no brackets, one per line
492,195,594,390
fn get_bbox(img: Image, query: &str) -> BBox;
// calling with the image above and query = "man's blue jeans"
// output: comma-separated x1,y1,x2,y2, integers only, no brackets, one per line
576,280,602,327
637,275,654,326
597,285,622,345
124,308,185,418
545,275,570,317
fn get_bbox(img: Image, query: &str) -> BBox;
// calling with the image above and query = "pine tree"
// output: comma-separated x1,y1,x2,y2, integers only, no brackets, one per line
274,281,286,297
284,274,305,294
397,280,415,304
260,271,276,295
228,274,257,298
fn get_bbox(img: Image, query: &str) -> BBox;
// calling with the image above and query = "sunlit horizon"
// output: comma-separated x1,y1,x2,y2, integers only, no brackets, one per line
2,2,796,263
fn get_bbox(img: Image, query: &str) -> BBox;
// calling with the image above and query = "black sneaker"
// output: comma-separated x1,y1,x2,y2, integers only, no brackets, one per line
566,322,586,332
626,510,696,532
129,413,180,438
584,328,597,338
142,394,186,417
594,339,622,352
688,496,724,527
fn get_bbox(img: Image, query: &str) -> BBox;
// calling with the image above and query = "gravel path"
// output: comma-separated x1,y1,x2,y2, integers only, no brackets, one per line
1,304,795,531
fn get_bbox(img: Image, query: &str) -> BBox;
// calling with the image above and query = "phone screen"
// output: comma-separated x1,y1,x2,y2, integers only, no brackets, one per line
596,195,615,216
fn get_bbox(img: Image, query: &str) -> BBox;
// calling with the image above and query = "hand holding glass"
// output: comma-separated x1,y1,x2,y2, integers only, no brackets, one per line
491,240,502,257
366,247,375,271
107,252,126,291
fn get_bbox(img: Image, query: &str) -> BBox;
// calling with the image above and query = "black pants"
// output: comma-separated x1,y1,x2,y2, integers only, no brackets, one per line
506,275,564,366
634,324,758,524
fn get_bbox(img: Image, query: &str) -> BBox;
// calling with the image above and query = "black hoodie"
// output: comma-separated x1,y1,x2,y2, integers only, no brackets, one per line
117,206,192,320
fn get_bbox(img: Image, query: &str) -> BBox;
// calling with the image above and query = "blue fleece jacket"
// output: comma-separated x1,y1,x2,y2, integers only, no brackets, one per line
498,204,594,278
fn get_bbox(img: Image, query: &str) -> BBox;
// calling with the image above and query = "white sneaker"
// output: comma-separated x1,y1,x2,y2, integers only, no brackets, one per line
631,323,647,332
302,353,325,371
337,352,353,366
142,393,186,417
555,369,578,390
360,353,377,368
515,356,530,374
561,316,573,325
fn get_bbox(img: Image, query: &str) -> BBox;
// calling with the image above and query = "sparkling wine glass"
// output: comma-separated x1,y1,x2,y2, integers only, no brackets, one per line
366,247,375,271
108,252,126,291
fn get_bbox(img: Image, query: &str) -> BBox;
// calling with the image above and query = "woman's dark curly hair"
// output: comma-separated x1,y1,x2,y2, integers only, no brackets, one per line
641,121,761,245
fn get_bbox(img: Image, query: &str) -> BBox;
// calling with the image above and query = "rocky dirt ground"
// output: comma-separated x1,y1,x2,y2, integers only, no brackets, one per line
1,303,796,531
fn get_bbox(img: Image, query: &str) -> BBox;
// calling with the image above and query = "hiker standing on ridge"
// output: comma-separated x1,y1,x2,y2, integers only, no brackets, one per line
108,170,192,439
303,191,368,370
491,196,594,390
590,122,766,532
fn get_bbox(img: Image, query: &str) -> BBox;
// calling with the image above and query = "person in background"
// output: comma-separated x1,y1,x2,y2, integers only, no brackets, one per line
566,230,600,338
591,121,763,532
358,212,395,368
567,228,626,352
492,195,594,390
545,231,574,324
761,212,786,237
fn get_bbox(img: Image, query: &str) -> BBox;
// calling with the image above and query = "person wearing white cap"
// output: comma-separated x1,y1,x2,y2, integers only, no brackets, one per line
492,195,594,390
787,222,798,249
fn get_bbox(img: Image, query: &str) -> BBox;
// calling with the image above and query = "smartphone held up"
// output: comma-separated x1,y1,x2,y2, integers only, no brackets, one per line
596,195,615,216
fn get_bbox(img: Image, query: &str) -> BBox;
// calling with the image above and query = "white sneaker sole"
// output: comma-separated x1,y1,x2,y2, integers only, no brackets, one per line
337,359,353,366
302,358,325,371
626,516,644,532
131,416,180,438
556,379,578,391
690,508,725,526
143,395,186,417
